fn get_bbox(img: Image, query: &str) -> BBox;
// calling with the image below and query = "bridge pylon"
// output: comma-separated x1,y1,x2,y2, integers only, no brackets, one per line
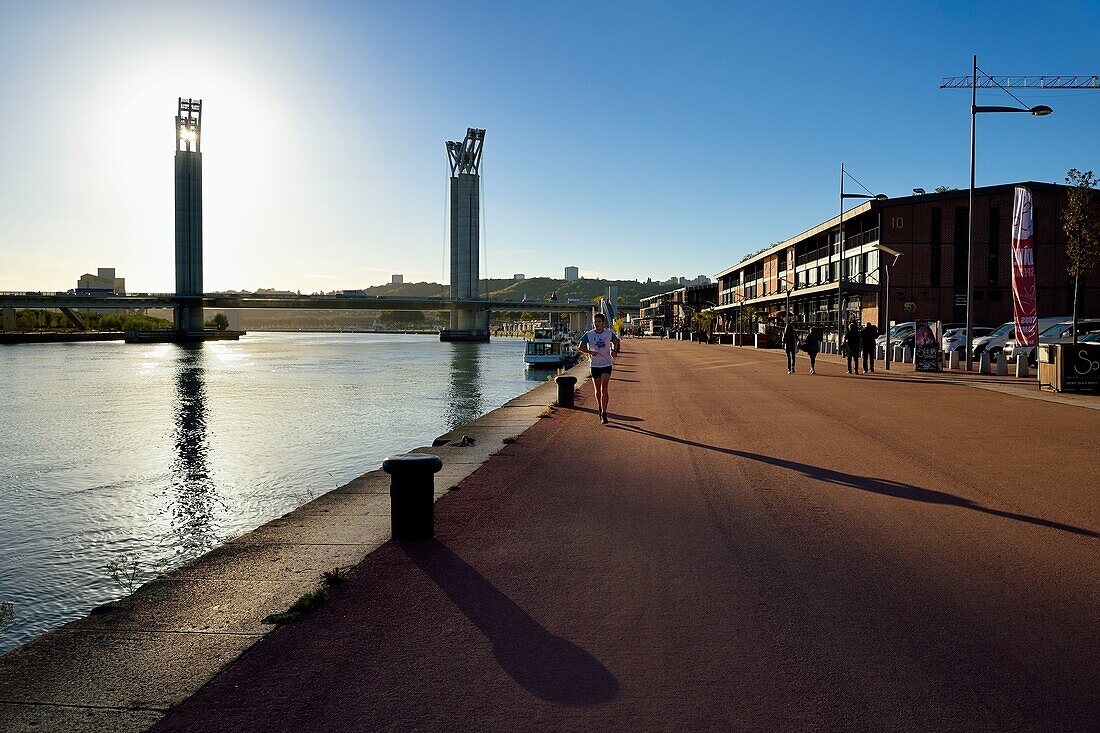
174,98,204,333
440,128,490,342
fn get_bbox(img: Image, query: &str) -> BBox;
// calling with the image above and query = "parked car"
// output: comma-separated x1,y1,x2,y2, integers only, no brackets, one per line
1005,318,1100,366
877,321,915,351
972,322,1015,359
942,326,994,354
1080,330,1100,344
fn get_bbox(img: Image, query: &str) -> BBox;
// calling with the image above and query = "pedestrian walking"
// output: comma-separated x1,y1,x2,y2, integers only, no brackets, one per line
578,313,620,424
845,321,862,375
861,321,879,373
782,323,798,374
805,326,821,374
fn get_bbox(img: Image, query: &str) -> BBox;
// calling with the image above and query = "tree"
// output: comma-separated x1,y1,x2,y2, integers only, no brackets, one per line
934,186,957,193
1062,168,1100,343
211,313,229,331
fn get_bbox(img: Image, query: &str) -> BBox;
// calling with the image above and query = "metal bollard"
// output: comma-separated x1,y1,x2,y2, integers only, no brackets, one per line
948,349,960,370
1015,354,1030,378
979,351,991,374
893,345,903,362
382,454,443,542
555,375,578,407
995,351,1008,376
902,346,914,364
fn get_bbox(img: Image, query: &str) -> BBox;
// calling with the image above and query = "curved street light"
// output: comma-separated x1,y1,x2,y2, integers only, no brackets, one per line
838,163,889,349
965,54,1053,371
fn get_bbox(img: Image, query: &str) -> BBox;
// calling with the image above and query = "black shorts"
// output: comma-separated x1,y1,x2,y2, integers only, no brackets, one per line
590,365,613,379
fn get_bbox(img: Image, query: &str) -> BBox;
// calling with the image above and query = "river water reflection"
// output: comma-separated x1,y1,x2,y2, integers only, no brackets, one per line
0,333,539,652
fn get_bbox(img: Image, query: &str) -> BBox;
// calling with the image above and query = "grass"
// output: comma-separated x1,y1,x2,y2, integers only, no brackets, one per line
263,587,327,625
262,567,348,625
447,483,461,492
503,435,519,444
538,405,554,418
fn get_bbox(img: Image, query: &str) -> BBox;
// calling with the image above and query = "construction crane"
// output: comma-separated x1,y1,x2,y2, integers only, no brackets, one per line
941,75,1099,89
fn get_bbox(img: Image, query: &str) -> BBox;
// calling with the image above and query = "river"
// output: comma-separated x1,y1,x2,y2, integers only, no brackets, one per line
0,333,545,653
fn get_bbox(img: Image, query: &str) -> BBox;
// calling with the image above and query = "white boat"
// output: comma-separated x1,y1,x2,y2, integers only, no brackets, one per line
523,328,577,367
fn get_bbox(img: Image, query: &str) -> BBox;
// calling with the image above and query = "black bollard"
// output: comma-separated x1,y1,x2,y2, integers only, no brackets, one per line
382,454,443,542
555,375,578,407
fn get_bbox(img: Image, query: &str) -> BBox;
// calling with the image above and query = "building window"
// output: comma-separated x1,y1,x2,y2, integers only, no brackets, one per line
953,207,969,287
988,207,1001,286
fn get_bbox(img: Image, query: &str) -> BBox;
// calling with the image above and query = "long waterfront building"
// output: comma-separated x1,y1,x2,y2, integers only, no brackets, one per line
712,181,1099,339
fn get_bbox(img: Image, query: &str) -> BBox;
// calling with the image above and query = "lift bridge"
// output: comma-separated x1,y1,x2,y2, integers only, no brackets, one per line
0,102,626,339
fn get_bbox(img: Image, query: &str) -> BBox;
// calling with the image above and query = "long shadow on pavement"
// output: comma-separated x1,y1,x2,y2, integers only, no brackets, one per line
402,540,620,706
609,424,1099,540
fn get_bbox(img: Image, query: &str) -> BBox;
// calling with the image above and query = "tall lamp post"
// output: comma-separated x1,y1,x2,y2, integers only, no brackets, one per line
873,242,902,370
964,54,1052,370
838,163,887,348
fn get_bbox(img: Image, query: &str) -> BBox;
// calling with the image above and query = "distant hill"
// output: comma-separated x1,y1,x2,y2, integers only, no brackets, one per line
333,278,674,303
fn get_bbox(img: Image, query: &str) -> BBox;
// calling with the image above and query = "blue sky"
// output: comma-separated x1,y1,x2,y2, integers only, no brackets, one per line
1,0,1098,291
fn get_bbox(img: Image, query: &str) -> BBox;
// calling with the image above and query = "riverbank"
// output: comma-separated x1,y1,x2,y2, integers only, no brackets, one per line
0,331,125,344
0,360,584,732
151,339,1100,732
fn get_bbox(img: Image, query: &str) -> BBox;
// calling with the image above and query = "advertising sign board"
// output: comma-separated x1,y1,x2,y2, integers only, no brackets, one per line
914,320,940,372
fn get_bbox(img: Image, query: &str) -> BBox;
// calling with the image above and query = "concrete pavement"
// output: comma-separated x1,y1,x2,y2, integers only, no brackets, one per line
153,339,1100,732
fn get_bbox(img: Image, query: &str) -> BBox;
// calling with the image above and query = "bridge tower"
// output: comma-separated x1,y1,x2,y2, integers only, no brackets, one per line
440,128,490,342
174,98,204,333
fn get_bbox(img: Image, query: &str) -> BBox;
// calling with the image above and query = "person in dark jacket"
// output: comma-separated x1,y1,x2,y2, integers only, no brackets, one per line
782,323,798,374
805,326,821,374
861,322,879,373
845,321,862,375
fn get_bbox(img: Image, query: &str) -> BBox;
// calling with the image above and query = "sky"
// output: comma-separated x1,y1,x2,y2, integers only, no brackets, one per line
1,0,1098,292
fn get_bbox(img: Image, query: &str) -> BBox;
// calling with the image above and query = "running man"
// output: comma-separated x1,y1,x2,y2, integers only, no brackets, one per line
578,313,620,424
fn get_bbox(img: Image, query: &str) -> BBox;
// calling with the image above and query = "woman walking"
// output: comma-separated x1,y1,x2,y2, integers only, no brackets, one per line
782,323,798,374
805,326,821,374
845,321,862,375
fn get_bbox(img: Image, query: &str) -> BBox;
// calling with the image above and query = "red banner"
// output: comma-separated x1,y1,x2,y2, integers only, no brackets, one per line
1011,187,1037,348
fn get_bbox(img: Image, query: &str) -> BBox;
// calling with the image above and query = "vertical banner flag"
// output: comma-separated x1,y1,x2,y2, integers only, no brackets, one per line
1011,187,1037,348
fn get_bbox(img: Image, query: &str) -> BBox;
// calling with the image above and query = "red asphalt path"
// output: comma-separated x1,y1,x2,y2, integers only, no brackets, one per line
153,340,1100,732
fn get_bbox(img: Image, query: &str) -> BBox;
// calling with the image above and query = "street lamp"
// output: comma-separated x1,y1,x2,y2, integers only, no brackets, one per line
964,54,1052,370
838,163,888,350
873,242,902,370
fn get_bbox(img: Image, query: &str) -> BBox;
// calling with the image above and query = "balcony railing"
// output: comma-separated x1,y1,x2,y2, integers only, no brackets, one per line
844,227,880,250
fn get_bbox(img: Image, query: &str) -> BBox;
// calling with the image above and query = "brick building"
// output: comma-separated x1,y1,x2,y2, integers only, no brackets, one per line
713,182,1099,341
639,283,718,336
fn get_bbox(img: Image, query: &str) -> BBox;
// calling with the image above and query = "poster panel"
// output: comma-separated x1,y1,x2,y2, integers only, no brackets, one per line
914,320,940,372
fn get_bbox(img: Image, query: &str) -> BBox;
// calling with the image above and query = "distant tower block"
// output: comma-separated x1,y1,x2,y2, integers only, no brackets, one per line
174,97,204,333
440,128,490,342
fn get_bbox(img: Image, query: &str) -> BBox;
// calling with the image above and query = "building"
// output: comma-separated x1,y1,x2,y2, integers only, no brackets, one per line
564,266,580,282
639,283,719,336
76,267,125,294
513,273,525,280
712,181,1099,341
391,274,404,285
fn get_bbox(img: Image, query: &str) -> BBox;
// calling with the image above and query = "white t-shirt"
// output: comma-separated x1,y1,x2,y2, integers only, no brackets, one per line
581,328,616,367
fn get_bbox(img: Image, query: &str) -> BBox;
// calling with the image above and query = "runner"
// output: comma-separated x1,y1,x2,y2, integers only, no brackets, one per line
578,313,620,424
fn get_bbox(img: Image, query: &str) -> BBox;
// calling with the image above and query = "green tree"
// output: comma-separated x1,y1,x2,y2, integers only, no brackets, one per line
1062,168,1100,343
933,186,957,193
211,313,229,331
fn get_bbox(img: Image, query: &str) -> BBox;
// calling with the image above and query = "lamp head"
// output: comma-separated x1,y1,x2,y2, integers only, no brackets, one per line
1030,105,1053,117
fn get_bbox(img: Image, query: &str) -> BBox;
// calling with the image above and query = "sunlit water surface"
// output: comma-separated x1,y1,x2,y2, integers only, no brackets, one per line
0,333,545,652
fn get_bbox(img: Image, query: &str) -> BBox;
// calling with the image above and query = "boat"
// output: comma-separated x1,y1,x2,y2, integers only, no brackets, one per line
523,328,578,367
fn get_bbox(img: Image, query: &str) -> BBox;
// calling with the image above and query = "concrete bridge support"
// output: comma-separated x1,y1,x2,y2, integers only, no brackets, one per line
440,129,489,343
174,98,204,334
59,308,87,330
2,307,15,331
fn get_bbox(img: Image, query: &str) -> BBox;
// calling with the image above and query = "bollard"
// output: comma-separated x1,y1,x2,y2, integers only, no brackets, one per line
555,375,578,407
1015,354,1030,378
948,349,960,370
902,346,914,364
893,345,903,363
382,453,443,542
978,351,991,374
995,350,1008,376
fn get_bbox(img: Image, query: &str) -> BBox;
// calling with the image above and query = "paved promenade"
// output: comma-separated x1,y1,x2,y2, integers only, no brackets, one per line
154,340,1100,732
